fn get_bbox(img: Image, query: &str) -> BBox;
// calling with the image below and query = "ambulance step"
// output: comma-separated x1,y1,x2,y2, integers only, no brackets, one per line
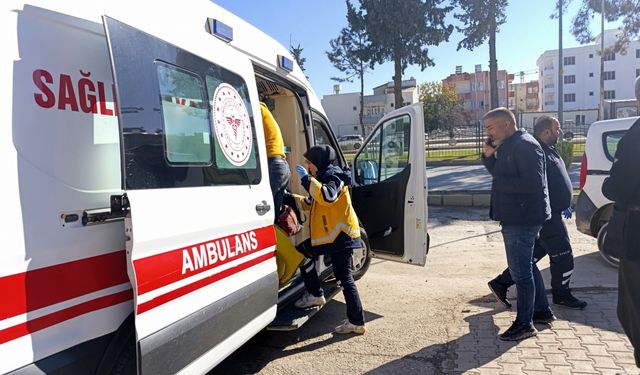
267,283,341,331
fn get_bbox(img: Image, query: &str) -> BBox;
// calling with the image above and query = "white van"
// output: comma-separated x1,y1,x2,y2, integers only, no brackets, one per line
575,116,638,267
1,1,429,374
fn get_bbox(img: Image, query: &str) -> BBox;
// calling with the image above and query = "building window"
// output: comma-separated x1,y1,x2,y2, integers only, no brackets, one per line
575,114,586,125
636,69,640,77
589,72,594,77
563,75,576,84
604,90,616,99
589,91,594,96
636,49,640,58
603,52,615,61
589,53,594,58
564,93,576,102
604,71,616,80
563,56,575,65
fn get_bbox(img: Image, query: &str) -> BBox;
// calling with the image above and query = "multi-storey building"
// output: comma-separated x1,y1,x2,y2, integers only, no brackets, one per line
321,78,419,137
442,68,513,123
509,81,541,113
536,29,640,113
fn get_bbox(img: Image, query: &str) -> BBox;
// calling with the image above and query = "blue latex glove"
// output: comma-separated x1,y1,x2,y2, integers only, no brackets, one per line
295,164,308,179
562,207,573,219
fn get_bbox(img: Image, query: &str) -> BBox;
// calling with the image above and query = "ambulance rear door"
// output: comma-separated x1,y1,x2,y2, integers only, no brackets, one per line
351,103,429,266
103,16,278,374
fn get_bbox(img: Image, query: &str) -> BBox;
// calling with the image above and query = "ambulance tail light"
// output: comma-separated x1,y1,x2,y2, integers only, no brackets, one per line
207,18,233,42
278,55,294,72
579,153,587,190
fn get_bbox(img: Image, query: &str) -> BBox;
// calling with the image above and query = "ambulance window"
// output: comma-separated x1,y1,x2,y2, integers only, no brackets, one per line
355,115,410,185
156,62,211,165
312,119,331,145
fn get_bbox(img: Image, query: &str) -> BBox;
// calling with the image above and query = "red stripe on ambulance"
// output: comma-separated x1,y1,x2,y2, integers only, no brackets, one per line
0,251,129,320
133,225,276,295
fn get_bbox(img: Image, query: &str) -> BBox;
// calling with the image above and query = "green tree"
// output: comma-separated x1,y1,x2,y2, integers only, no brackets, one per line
289,43,307,75
354,0,453,109
555,0,640,53
419,82,467,132
455,0,509,109
327,1,372,137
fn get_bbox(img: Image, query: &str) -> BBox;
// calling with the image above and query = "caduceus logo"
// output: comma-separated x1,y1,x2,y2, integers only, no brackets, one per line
212,83,252,166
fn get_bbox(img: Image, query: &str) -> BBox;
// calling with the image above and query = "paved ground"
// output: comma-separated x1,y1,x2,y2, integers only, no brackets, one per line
426,163,581,192
211,207,638,375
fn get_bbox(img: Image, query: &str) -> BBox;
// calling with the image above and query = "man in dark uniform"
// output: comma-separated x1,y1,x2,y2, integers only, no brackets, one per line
488,116,587,311
601,76,640,366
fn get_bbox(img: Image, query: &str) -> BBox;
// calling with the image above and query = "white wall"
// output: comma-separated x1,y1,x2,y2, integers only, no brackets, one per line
537,30,640,113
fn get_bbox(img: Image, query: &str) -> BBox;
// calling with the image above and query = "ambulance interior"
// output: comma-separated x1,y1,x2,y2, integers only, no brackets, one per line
255,74,316,288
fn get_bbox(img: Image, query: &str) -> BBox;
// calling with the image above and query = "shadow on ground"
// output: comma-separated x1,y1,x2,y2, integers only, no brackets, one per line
365,289,626,375
209,300,383,374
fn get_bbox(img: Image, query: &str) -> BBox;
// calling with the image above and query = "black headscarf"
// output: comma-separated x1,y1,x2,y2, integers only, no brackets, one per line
303,144,336,170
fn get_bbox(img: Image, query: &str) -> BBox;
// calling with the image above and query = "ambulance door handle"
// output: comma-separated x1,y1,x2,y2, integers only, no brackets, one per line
255,200,271,216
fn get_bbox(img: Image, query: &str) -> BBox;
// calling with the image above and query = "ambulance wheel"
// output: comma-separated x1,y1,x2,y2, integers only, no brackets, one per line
96,315,136,375
352,228,371,280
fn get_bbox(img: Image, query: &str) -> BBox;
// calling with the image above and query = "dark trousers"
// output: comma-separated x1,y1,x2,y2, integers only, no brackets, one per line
619,257,640,366
494,214,574,299
299,249,365,326
268,157,290,221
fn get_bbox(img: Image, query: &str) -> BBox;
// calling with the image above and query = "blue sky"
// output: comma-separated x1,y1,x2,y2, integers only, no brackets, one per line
215,0,621,97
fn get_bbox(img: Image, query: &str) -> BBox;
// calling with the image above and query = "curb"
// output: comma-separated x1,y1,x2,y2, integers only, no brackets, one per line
428,190,490,207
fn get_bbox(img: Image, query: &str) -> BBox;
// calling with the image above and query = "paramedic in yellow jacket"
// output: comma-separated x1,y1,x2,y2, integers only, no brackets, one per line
290,144,365,335
260,101,290,220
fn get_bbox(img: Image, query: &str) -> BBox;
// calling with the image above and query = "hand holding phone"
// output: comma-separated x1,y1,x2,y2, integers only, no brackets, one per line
483,137,496,157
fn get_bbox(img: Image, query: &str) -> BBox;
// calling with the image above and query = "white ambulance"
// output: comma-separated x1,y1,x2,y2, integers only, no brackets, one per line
1,1,429,374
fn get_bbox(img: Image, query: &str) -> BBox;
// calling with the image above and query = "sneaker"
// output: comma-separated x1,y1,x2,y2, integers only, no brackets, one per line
334,319,366,335
533,309,557,324
553,294,588,310
488,279,512,309
294,292,326,309
499,321,537,341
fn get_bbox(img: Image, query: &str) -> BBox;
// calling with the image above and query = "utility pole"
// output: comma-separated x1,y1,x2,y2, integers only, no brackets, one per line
599,0,606,120
558,0,564,126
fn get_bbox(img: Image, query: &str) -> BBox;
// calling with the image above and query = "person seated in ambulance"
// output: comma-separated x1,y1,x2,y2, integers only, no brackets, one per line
260,101,291,220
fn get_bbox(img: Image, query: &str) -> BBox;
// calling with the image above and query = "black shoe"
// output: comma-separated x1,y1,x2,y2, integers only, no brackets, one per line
553,295,588,310
533,309,556,324
488,279,512,308
500,321,537,341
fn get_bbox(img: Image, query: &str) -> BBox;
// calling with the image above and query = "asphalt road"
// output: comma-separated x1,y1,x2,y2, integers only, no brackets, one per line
209,207,636,375
426,163,582,192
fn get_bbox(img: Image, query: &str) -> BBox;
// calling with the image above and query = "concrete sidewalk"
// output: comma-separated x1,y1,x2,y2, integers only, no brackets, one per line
427,162,581,207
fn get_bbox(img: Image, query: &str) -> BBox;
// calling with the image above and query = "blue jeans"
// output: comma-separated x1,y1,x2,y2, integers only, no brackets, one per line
268,157,290,220
501,224,550,326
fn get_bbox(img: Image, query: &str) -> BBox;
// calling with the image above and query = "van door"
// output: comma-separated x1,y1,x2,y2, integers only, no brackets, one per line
103,17,278,374
351,103,429,266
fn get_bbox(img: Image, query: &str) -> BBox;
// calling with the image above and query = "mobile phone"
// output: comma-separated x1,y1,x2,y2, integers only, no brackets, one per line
485,137,496,148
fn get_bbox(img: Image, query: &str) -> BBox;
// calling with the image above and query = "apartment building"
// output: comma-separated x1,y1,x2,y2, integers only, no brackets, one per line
321,78,419,137
442,67,513,122
537,29,640,113
509,81,540,113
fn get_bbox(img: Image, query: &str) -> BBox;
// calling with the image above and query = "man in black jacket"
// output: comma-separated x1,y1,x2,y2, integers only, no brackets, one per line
482,107,553,341
488,116,587,310
601,76,640,366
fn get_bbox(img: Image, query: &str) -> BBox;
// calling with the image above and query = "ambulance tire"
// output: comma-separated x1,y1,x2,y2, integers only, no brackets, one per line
96,314,136,375
352,228,371,281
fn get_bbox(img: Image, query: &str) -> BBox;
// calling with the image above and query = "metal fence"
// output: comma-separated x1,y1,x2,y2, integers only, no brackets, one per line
425,123,586,162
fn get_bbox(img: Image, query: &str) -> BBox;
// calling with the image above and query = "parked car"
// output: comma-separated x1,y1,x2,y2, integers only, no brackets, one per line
575,116,638,267
337,134,364,151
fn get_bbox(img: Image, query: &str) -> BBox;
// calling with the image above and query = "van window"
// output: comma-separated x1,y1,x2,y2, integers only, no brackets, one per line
156,62,211,164
109,19,261,189
603,131,627,161
312,119,332,146
356,114,410,185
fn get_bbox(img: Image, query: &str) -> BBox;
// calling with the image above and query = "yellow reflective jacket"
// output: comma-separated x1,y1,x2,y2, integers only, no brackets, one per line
293,172,360,247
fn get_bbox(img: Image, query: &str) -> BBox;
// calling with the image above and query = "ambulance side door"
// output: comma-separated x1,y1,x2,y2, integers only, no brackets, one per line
351,103,429,266
103,16,278,374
